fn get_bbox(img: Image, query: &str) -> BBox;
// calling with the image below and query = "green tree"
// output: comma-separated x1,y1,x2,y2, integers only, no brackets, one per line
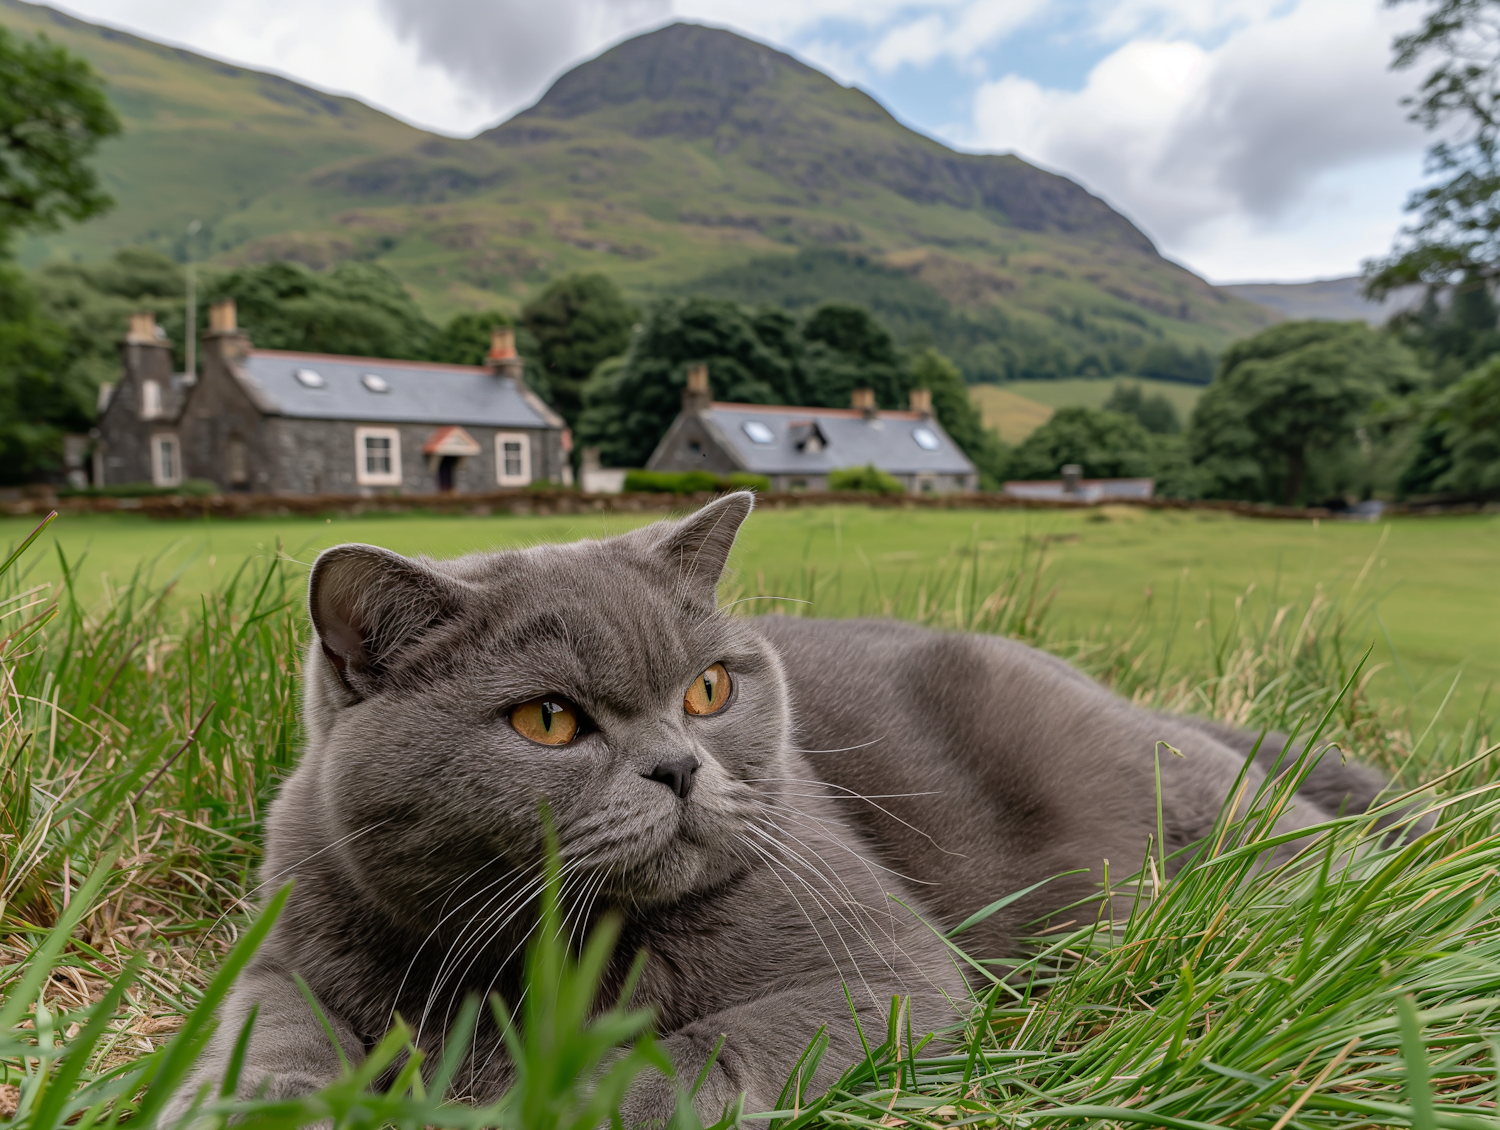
576,298,796,467
800,303,907,408
33,248,185,404
908,348,1010,487
0,26,120,245
1104,382,1181,434
1401,355,1500,495
427,309,513,365
1366,0,1500,313
1008,406,1155,481
1188,321,1424,504
1388,279,1500,382
520,273,637,427
0,263,70,483
205,261,438,359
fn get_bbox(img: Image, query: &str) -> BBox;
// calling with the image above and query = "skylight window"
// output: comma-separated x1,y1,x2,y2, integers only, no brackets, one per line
294,368,326,389
912,427,940,451
742,421,775,444
361,373,390,393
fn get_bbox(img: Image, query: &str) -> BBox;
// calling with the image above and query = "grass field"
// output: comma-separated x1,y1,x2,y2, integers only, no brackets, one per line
4,505,1494,726
2,502,1499,1130
971,378,1207,444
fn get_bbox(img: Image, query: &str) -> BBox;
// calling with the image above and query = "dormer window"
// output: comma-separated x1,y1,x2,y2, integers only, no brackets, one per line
912,427,941,451
140,380,161,420
789,422,827,453
742,421,774,444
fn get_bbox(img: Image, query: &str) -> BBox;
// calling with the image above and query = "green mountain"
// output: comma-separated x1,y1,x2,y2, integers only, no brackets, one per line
4,2,1275,375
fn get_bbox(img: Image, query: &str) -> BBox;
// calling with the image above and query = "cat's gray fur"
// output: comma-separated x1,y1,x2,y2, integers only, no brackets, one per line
165,493,1403,1125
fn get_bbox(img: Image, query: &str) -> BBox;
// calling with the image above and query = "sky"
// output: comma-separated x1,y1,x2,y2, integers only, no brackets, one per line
39,0,1431,284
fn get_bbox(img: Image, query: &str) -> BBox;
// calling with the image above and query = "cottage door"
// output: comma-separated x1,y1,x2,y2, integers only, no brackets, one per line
437,455,458,492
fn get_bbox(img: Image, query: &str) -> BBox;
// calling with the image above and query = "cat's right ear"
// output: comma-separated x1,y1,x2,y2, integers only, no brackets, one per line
308,544,462,699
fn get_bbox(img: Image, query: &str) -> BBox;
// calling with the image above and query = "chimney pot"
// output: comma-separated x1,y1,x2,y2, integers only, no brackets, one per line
682,363,711,412
488,327,517,361
208,299,237,334
908,388,932,417
851,387,877,419
126,311,159,344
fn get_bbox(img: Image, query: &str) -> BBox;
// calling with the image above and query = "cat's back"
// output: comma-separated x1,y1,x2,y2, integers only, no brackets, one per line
751,617,1210,945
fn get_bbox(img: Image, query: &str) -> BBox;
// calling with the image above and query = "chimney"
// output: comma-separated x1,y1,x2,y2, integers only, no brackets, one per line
126,311,160,344
208,299,237,334
488,326,524,380
851,387,877,420
1061,464,1082,494
683,363,711,413
908,388,933,417
203,296,250,364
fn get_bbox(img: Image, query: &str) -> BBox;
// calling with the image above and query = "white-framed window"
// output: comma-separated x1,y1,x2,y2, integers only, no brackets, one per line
495,432,531,486
140,380,162,420
152,433,182,488
355,426,402,486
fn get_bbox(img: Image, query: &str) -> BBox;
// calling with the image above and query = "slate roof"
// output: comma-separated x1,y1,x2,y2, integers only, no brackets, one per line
235,350,561,428
701,403,975,476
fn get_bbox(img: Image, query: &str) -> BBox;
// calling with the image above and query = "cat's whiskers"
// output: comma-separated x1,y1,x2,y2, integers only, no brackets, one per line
189,820,390,966
741,821,906,974
388,857,544,1034
735,835,884,1009
747,817,958,1003
747,775,968,858
755,797,939,887
417,859,579,1045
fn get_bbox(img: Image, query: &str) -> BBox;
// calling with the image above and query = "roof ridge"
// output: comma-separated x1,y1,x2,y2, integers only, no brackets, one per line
250,349,489,374
709,401,924,421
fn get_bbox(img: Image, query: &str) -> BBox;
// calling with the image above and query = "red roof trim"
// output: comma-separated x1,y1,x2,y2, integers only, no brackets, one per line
708,401,924,421
251,348,489,375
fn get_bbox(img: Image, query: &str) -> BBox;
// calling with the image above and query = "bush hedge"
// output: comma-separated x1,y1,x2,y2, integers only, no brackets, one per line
621,470,771,494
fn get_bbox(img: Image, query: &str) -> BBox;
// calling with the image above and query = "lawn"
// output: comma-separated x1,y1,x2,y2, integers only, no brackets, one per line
4,504,1494,726
2,501,1498,1130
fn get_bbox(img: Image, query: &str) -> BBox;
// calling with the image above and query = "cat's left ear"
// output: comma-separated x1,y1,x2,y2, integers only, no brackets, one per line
652,490,754,602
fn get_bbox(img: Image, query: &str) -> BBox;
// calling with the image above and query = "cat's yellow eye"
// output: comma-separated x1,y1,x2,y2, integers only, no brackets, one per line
511,699,579,746
684,664,731,716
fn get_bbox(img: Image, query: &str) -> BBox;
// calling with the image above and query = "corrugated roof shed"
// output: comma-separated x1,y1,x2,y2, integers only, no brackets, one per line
237,350,561,428
701,404,975,476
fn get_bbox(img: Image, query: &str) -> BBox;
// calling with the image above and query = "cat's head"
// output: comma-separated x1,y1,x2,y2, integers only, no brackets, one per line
293,492,787,925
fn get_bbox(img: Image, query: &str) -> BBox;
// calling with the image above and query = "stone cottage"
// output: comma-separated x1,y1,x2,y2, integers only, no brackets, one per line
646,365,977,493
96,301,569,495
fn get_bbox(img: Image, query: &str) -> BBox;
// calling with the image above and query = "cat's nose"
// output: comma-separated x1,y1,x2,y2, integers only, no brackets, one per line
645,756,700,800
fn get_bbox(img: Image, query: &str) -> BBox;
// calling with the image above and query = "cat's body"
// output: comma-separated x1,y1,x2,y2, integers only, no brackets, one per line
166,495,1396,1126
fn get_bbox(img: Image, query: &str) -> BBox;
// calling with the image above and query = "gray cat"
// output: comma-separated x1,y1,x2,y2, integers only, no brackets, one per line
165,492,1401,1126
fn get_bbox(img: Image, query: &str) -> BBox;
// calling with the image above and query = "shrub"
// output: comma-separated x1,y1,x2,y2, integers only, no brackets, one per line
1008,406,1154,481
828,464,905,494
58,478,219,498
622,469,770,494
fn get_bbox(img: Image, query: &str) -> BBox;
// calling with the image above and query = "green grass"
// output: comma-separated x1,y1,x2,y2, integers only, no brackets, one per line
1,503,1498,1130
4,506,1493,724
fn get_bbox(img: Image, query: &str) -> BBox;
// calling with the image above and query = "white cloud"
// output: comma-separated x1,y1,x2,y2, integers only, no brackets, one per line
867,0,1048,72
969,0,1426,278
376,0,672,123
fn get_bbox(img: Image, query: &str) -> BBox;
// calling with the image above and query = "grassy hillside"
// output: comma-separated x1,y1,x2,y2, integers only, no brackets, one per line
4,4,1276,370
971,377,1205,442
1,0,427,263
